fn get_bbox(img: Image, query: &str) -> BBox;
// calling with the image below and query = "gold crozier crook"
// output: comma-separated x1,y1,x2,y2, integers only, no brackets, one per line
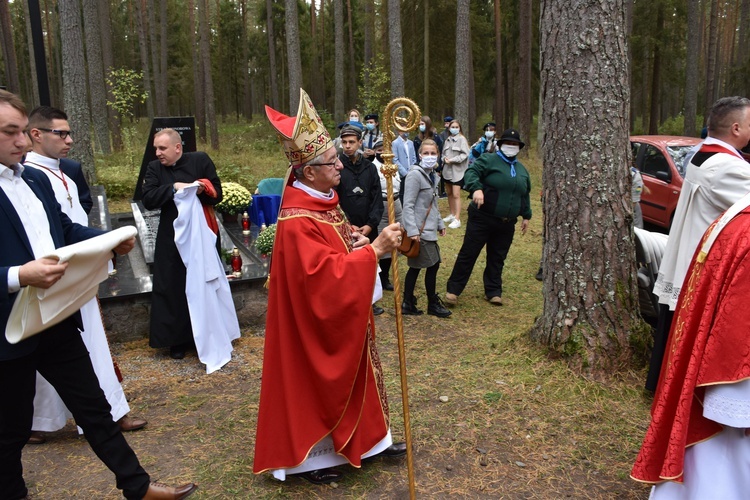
381,97,420,500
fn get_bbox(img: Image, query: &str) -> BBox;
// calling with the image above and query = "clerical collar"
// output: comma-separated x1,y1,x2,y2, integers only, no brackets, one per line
24,151,60,170
292,179,335,200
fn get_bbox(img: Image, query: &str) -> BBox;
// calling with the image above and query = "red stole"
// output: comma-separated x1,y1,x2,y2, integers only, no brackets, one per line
253,186,389,474
632,209,750,484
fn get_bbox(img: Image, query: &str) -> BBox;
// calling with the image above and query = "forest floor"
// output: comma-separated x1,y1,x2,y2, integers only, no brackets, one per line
21,190,654,499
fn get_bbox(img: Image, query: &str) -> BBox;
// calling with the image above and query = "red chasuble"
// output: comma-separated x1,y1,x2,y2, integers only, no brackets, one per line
253,185,389,474
632,208,750,484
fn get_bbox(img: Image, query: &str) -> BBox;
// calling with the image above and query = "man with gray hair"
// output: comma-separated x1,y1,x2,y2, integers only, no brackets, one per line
647,96,750,391
254,89,406,485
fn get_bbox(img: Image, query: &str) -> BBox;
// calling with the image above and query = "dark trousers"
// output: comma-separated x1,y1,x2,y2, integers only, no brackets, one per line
404,263,439,299
0,319,150,499
447,205,516,298
645,304,675,392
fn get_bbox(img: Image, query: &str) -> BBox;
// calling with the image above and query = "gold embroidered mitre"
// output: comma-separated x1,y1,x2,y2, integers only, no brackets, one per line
265,89,333,167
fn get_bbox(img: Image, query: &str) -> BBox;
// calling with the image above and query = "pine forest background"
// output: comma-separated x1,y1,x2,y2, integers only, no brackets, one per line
2,0,749,157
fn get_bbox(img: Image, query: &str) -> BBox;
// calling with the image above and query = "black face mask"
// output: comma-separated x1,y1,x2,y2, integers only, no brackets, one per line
375,153,383,163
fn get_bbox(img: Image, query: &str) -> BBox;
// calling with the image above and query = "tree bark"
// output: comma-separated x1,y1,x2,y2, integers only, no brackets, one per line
198,0,219,149
159,0,169,114
0,0,21,94
58,0,96,184
534,0,638,375
188,0,205,141
334,0,344,118
22,0,40,105
285,0,303,113
454,0,470,125
423,0,430,112
704,0,718,118
134,0,155,120
82,0,111,154
518,0,532,149
647,5,663,135
345,0,357,105
266,0,279,110
146,0,166,116
683,0,700,136
364,0,374,72
493,0,504,125
388,0,405,97
98,0,122,150
241,0,251,119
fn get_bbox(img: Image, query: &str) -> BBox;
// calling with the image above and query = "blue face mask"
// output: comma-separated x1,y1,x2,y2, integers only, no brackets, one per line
450,128,460,136
366,122,376,131
419,124,426,132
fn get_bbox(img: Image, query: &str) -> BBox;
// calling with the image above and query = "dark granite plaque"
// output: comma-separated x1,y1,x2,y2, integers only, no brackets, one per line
132,117,197,201
131,201,160,265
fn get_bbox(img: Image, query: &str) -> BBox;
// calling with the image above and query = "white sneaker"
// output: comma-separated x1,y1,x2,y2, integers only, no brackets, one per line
448,219,461,229
442,213,455,223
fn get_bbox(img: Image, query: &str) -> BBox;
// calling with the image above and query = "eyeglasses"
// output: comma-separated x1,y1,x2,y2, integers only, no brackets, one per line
37,128,72,140
313,161,339,168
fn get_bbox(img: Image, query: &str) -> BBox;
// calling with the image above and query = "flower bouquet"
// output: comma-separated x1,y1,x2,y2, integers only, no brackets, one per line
216,182,252,215
255,223,276,255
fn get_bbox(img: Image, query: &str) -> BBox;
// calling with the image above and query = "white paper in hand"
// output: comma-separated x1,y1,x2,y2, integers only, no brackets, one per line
5,226,137,344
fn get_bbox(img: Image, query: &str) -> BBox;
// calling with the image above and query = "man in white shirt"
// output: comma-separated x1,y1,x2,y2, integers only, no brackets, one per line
24,106,146,443
647,96,750,391
0,91,196,499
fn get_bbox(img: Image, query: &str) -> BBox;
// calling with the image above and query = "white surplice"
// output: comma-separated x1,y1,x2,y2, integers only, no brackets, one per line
24,152,129,431
172,184,240,374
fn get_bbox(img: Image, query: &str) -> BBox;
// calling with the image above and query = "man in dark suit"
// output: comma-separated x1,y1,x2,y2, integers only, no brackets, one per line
0,91,196,499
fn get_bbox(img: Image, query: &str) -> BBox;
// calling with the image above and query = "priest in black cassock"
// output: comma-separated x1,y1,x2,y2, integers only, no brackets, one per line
141,128,223,360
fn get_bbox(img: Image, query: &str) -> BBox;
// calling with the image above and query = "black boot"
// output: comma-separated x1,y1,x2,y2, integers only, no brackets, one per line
428,294,452,318
380,271,394,291
402,295,423,315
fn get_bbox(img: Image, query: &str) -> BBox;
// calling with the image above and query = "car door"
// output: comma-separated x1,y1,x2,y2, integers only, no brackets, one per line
634,142,679,228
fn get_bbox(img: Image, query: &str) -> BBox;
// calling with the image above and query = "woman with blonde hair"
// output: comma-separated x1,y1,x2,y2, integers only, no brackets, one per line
441,119,470,228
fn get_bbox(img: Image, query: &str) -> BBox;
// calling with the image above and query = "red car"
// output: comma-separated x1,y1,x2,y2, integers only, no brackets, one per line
630,135,701,229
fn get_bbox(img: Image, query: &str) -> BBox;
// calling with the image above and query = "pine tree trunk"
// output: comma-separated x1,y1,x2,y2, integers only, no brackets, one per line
285,0,303,113
739,0,750,97
241,0,251,118
198,0,218,149
59,0,96,184
423,0,430,111
82,0,111,154
22,0,40,105
518,0,532,150
98,0,122,150
334,0,344,118
345,0,357,104
266,0,279,110
683,0,700,136
159,0,169,114
134,0,155,120
188,0,205,141
534,0,639,376
388,0,405,97
146,0,166,116
704,0,718,118
647,5,663,134
364,0,373,71
493,0,504,125
454,0,470,125
0,0,21,94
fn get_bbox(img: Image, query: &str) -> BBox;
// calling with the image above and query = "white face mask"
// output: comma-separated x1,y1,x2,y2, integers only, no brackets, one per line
421,155,438,169
350,115,359,122
418,124,426,132
501,144,520,157
485,130,495,139
449,127,460,136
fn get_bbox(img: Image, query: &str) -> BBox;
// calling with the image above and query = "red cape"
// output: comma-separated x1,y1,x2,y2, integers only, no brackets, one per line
253,185,389,473
632,209,750,484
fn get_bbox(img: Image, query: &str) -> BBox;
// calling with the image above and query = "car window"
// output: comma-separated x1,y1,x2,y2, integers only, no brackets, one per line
641,145,670,179
667,145,696,178
631,142,641,167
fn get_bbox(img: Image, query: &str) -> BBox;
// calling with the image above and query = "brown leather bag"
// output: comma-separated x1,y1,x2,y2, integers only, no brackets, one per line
397,201,432,258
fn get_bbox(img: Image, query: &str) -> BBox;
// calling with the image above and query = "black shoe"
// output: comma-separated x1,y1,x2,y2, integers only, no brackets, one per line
535,266,543,281
378,441,407,458
169,346,186,359
373,305,385,316
298,468,343,484
401,296,423,315
428,295,452,318
383,281,394,291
